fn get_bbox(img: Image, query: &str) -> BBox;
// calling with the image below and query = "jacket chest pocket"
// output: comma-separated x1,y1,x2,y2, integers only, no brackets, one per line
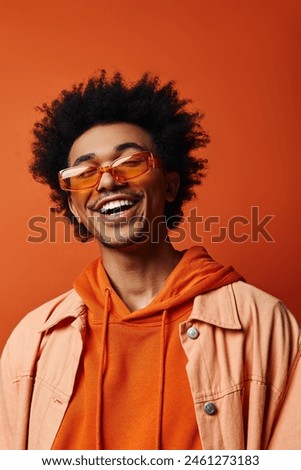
194,387,245,450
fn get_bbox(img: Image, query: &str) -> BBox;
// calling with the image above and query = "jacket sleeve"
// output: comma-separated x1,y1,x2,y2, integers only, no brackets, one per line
0,339,20,449
268,343,301,449
0,314,43,450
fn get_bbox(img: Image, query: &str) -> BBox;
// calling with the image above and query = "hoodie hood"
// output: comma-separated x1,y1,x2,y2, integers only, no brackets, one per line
73,245,245,323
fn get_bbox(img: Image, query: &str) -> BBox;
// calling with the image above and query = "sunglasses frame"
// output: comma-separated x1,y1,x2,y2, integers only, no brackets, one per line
58,151,162,191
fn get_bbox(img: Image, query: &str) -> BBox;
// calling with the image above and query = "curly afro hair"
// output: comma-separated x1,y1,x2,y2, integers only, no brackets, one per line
30,70,210,241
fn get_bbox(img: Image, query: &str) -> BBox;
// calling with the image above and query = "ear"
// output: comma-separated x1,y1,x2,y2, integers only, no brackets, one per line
165,171,180,202
68,196,81,223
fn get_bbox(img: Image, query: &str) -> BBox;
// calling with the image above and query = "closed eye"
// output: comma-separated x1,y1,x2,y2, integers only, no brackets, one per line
77,167,98,179
118,160,144,168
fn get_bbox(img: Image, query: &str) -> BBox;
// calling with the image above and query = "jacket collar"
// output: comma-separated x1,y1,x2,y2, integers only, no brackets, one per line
39,282,243,333
39,289,86,333
189,283,242,330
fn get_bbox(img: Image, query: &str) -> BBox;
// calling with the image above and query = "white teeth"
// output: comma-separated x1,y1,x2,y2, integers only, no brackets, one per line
100,199,135,214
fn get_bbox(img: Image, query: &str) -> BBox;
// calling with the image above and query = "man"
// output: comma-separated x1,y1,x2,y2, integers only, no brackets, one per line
0,71,300,450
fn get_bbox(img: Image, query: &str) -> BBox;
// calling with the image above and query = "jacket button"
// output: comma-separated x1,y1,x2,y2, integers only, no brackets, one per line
204,402,217,415
187,327,199,339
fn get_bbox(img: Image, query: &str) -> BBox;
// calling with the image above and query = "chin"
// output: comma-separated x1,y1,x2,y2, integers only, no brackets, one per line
97,231,149,250
96,218,150,246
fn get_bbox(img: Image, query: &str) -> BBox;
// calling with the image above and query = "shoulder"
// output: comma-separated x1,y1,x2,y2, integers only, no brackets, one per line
10,289,83,334
215,280,297,319
221,282,300,356
231,280,286,307
1,289,85,368
230,281,299,328
193,281,300,337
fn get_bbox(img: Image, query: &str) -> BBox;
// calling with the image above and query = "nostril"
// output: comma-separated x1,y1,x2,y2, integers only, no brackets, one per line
96,174,129,194
95,172,116,191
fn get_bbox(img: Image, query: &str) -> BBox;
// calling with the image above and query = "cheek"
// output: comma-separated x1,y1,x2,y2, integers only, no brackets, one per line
144,171,168,192
69,192,92,216
144,182,169,213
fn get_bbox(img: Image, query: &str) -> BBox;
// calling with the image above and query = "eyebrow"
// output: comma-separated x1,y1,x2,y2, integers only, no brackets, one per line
72,142,148,167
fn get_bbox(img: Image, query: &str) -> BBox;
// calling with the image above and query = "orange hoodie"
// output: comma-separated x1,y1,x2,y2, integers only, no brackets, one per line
52,246,244,450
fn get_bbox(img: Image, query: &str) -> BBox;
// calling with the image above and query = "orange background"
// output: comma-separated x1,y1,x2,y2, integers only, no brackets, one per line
1,0,300,352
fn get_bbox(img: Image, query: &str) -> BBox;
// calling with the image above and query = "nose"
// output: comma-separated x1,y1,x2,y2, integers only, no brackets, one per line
95,171,115,191
95,171,120,192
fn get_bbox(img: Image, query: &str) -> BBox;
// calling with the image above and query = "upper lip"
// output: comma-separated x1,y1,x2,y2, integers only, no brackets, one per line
91,194,141,212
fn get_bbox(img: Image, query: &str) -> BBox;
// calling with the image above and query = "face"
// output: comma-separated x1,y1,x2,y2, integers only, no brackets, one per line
67,123,179,249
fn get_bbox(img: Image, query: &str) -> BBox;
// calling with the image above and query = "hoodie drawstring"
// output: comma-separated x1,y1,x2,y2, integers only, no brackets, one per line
156,309,167,450
96,287,111,449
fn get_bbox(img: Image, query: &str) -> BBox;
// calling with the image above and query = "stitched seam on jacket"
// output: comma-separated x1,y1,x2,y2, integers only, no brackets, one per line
194,386,243,403
193,377,284,402
11,374,70,401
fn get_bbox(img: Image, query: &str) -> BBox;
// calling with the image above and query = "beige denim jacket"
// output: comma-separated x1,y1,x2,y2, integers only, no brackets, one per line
0,281,300,449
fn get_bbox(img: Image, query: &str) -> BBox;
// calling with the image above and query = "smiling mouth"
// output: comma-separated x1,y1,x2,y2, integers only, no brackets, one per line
99,199,137,216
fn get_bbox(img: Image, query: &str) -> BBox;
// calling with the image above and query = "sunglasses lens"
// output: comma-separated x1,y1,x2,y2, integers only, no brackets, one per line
60,166,99,190
112,153,149,181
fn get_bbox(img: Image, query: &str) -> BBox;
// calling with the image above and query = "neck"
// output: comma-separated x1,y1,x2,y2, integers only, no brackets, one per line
99,240,182,311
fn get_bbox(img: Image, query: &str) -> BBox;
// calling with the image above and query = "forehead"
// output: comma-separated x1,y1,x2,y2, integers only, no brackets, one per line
68,122,154,164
